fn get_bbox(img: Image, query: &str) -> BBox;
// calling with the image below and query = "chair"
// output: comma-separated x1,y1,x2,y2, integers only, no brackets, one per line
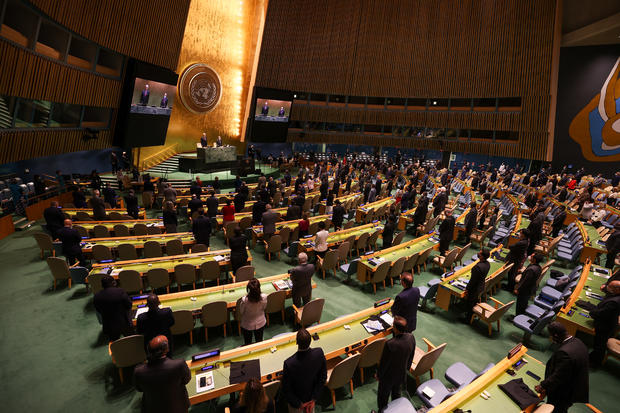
264,380,281,401
432,248,459,272
279,226,291,246
265,290,286,325
109,335,146,384
325,354,361,408
356,232,370,255
199,260,221,287
92,244,113,263
174,263,196,291
293,298,325,327
76,211,91,220
200,301,228,341
513,310,556,345
418,278,442,310
109,212,124,220
113,224,130,237
470,297,515,336
73,225,88,238
170,310,195,345
317,250,339,279
389,257,407,287
409,337,447,386
143,240,163,258
133,223,148,236
416,378,459,408
392,231,405,246
231,265,255,283
344,220,355,229
34,232,55,259
265,234,282,261
470,226,492,247
117,243,138,261
336,241,350,266
370,261,391,294
416,248,433,273
454,243,471,266
403,252,420,274
87,273,106,294
191,243,209,253
239,216,253,231
308,221,319,235
368,230,381,250
46,257,74,290
146,268,170,294
445,361,495,387
93,225,109,238
118,270,143,294
166,239,185,256
357,338,386,384
147,226,162,235
604,338,620,365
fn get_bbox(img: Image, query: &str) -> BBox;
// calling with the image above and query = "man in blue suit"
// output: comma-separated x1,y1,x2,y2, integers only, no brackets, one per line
391,272,420,332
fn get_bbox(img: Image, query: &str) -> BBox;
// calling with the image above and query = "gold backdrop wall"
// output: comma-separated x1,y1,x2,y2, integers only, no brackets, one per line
140,0,267,161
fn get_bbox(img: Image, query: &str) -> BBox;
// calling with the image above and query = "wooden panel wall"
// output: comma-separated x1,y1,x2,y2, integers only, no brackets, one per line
27,0,191,71
257,0,557,160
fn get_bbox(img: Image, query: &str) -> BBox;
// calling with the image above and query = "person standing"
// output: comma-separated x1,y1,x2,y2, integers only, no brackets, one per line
313,221,329,259
261,204,278,242
376,316,415,412
134,335,191,413
551,205,567,237
382,215,396,249
162,201,178,233
535,322,589,413
589,280,620,367
57,219,86,266
206,191,219,218
91,189,107,220
163,183,177,204
229,226,249,274
464,249,490,322
124,189,140,219
136,294,175,353
282,329,327,413
391,273,419,333
93,275,133,341
331,199,346,230
605,223,620,269
504,229,529,291
221,199,235,227
514,253,543,316
43,201,64,238
192,209,212,248
238,278,268,345
412,192,429,233
438,208,455,255
102,183,117,208
463,202,477,242
288,253,315,307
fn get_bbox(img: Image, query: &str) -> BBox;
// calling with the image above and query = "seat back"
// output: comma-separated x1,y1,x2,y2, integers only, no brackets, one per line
487,300,515,322
118,269,143,294
279,226,291,244
174,263,196,286
266,235,282,253
441,248,460,268
69,266,89,285
411,342,447,376
87,273,106,294
73,225,88,238
34,232,53,251
146,268,170,291
76,211,91,220
166,239,184,256
93,225,109,238
532,311,555,335
265,290,286,314
300,298,325,327
371,260,391,283
327,353,361,390
117,243,138,261
358,338,386,368
143,240,163,258
393,231,405,246
170,310,195,335
264,380,281,401
110,335,146,368
455,243,471,263
308,222,319,235
403,252,420,272
133,223,147,236
147,226,162,235
199,260,221,283
235,265,255,282
200,301,228,327
92,244,113,262
239,216,253,230
390,256,406,279
109,212,124,220
336,241,350,262
191,243,209,253
113,224,130,237
356,232,370,251
368,230,381,247
322,250,339,271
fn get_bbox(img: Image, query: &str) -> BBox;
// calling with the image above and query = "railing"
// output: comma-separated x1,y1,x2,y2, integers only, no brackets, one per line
139,144,178,172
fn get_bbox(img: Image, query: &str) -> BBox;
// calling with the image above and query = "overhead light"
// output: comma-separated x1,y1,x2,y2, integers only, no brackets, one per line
433,101,437,105
294,94,297,98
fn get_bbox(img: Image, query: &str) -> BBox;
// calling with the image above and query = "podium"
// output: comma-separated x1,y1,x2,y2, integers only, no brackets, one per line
196,144,237,164
179,144,239,173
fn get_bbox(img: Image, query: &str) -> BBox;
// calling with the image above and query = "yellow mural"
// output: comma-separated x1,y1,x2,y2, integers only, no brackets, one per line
569,56,620,162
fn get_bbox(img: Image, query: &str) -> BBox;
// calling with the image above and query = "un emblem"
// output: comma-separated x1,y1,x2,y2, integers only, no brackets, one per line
179,63,222,114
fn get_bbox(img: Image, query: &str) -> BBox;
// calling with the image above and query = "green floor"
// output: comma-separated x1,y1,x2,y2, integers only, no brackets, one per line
0,186,618,412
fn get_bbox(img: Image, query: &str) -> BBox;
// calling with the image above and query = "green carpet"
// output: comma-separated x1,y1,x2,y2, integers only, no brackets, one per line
0,185,617,412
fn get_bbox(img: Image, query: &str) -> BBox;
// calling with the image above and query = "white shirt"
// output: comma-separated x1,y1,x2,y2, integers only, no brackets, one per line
239,294,267,330
314,229,329,252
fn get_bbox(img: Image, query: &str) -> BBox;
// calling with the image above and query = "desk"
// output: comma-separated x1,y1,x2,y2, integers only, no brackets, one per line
215,207,288,228
556,261,608,337
196,145,237,164
250,214,329,247
186,303,392,404
576,221,607,263
355,197,395,223
432,346,545,413
73,219,163,236
298,222,383,253
90,248,252,277
357,233,438,283
318,192,362,215
62,208,146,219
81,232,195,253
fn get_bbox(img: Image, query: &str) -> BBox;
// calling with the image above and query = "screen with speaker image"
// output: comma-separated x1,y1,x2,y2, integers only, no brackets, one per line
254,98,291,122
130,78,176,116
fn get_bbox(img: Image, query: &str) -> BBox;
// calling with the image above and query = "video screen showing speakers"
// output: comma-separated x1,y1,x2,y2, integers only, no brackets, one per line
114,60,179,148
254,98,291,122
130,78,176,116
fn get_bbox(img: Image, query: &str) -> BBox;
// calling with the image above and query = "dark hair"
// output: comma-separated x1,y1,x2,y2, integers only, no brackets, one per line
226,199,231,206
246,278,262,302
197,208,205,215
101,275,115,288
479,248,490,260
521,228,530,238
532,253,545,264
234,226,242,237
400,272,413,288
318,221,326,229
296,328,311,350
547,321,567,342
239,378,269,413
470,202,477,208
393,315,407,333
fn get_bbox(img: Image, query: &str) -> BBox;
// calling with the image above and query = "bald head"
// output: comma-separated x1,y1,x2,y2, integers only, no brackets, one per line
146,294,160,311
298,252,308,264
607,280,620,295
63,219,72,227
50,201,58,207
148,335,169,360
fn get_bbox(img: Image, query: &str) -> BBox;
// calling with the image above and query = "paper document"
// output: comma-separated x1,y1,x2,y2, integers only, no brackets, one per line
380,313,394,326
213,255,225,262
134,307,148,318
196,371,215,393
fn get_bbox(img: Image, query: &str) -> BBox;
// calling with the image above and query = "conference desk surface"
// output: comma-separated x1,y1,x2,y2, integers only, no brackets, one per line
318,192,362,214
90,248,251,277
557,262,610,336
186,303,393,404
357,233,438,283
250,214,330,247
355,197,395,222
298,222,383,253
577,221,607,262
81,232,195,253
62,208,146,219
397,205,424,231
73,219,164,233
215,207,288,228
431,346,545,413
131,273,316,318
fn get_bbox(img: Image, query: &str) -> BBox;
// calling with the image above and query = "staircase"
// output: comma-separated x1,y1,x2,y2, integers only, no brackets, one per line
145,154,181,174
139,144,178,172
100,175,119,190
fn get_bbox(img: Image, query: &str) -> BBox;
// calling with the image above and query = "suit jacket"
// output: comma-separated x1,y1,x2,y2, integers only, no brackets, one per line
124,194,139,214
507,239,528,263
590,295,620,333
382,221,396,247
378,332,416,387
368,188,377,203
285,205,301,221
233,193,246,212
438,215,456,242
332,205,346,225
57,226,82,256
290,263,315,299
163,187,177,202
188,198,203,213
466,260,490,300
552,211,566,230
205,196,219,217
392,287,420,332
464,208,477,232
93,287,132,337
44,206,65,236
261,210,278,235
252,201,267,223
433,192,448,211
91,196,107,220
137,308,175,345
134,357,191,413
541,336,589,403
607,230,620,253
192,216,212,245
282,348,327,407
516,263,541,297
413,199,429,226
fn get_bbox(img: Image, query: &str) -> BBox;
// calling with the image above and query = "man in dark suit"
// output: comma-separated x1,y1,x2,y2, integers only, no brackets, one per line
261,204,278,242
589,280,620,367
412,193,429,232
124,189,140,219
192,209,212,247
382,215,396,248
252,199,267,225
91,189,107,220
93,275,133,341
44,201,64,238
432,188,448,217
282,328,327,413
134,335,191,413
331,199,346,230
438,208,455,255
102,183,117,208
233,191,246,213
463,202,477,242
288,253,315,307
551,205,567,237
205,191,219,218
187,194,203,217
261,101,269,116
285,203,301,221
504,229,530,291
527,212,544,255
514,253,543,316
57,219,86,266
535,322,589,413
200,133,208,148
136,294,175,354
391,273,420,333
160,93,168,108
464,249,490,321
139,84,150,105
376,316,415,412
215,135,222,147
